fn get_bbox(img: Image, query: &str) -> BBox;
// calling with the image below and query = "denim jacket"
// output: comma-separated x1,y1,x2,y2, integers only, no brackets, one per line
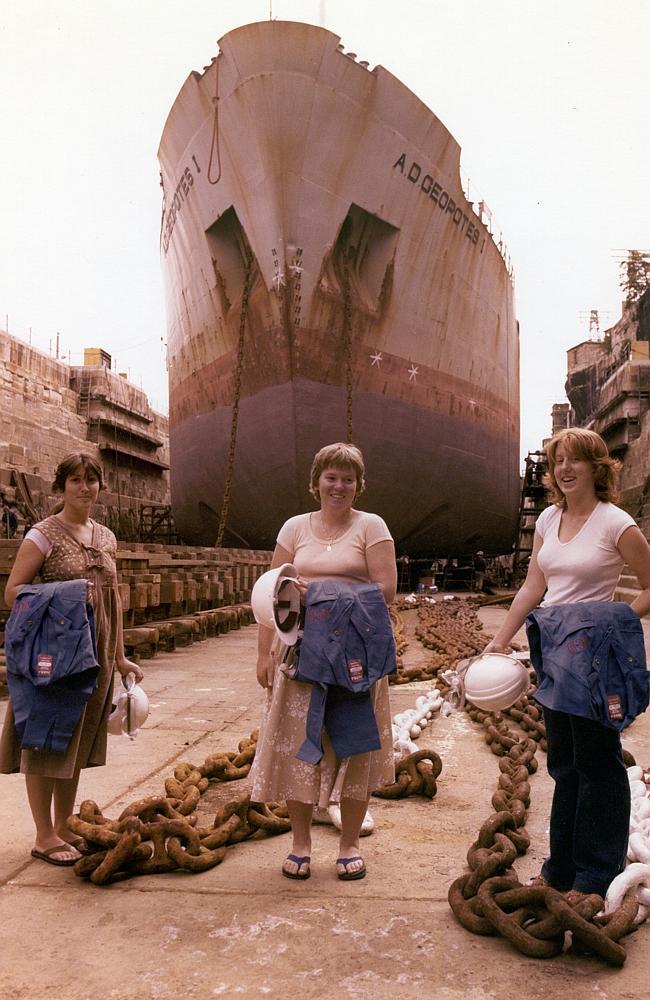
525,601,649,730
5,579,100,753
286,580,396,763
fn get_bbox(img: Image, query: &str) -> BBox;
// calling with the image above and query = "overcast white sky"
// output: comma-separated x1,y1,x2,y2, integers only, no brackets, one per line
1,0,648,464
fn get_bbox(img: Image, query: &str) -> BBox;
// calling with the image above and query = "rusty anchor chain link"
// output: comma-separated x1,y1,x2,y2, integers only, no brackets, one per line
66,602,455,887
67,731,291,885
390,597,642,966
390,599,487,684
447,693,640,965
215,249,254,547
372,748,443,799
342,248,354,443
68,724,438,886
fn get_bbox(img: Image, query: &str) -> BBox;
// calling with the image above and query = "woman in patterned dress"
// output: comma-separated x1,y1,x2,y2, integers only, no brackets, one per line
0,453,142,866
250,443,397,882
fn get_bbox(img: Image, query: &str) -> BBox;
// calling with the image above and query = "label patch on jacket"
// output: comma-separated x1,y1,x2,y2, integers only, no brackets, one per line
348,659,365,684
607,695,624,721
36,654,53,678
306,607,331,623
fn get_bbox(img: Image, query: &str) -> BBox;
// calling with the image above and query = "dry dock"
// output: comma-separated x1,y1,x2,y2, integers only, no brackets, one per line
0,603,649,999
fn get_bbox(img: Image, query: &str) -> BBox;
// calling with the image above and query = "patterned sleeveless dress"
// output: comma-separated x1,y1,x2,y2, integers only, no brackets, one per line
0,516,121,778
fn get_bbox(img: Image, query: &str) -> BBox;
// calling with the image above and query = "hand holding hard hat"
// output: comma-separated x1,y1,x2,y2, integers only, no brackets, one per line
251,563,302,645
108,673,150,739
461,651,530,712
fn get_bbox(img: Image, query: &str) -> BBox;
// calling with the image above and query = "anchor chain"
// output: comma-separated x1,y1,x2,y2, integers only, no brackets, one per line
342,248,354,443
67,725,438,887
390,597,487,683
393,596,641,965
372,747,442,799
215,251,253,547
67,732,292,885
446,703,638,966
207,55,222,185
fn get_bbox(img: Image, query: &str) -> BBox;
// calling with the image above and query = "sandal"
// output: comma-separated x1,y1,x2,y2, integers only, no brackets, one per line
282,854,311,880
336,856,366,881
31,845,80,867
64,835,87,852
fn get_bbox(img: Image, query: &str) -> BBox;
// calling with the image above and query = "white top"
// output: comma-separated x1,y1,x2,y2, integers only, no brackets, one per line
25,527,53,557
535,501,636,605
277,510,392,584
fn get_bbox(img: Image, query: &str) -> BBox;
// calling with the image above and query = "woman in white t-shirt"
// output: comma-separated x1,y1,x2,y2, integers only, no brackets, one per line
485,427,650,901
249,442,397,883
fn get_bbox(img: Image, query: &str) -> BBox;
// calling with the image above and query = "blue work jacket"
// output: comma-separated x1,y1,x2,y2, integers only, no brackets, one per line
286,580,396,763
5,579,100,753
525,600,649,731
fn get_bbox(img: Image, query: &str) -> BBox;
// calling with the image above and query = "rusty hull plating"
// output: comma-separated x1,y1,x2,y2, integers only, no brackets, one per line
158,20,520,555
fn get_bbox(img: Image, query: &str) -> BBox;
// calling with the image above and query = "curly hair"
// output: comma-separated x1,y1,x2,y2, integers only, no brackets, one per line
544,428,620,508
309,442,366,501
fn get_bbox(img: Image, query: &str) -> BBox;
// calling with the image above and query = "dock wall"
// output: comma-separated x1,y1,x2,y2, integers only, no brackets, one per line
0,539,273,674
0,329,171,540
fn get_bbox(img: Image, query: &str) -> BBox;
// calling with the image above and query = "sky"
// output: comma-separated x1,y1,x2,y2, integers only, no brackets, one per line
1,0,648,464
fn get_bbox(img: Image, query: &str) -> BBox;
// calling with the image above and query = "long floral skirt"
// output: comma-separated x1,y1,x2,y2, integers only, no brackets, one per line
249,664,395,807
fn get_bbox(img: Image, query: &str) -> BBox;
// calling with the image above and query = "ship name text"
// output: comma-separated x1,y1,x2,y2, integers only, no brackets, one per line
162,165,195,254
393,154,479,246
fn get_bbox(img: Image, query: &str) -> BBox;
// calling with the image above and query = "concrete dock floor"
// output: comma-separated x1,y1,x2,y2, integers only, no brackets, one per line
1,601,649,999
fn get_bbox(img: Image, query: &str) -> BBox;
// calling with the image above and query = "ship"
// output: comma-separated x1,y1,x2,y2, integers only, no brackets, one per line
157,20,520,556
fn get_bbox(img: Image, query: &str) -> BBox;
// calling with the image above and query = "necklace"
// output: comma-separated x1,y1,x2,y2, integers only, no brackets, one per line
311,513,351,551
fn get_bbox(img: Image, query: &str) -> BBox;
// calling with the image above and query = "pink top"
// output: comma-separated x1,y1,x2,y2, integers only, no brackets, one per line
277,510,392,584
535,501,636,605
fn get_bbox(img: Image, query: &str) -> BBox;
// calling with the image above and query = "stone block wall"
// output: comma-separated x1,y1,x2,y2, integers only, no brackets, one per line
619,414,650,538
0,331,90,479
0,328,172,539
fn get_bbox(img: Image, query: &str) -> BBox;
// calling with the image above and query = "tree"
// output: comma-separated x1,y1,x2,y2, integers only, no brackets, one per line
619,250,650,303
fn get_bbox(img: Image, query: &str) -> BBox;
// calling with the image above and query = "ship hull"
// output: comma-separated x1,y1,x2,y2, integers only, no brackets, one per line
158,20,520,555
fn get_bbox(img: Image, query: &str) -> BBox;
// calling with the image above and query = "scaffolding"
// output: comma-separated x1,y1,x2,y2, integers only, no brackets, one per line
138,504,181,545
512,451,549,579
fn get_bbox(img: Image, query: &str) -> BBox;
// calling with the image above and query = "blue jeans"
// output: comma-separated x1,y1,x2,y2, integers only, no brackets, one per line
541,706,630,896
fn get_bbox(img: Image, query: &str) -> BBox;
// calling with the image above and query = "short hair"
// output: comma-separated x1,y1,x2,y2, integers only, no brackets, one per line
544,428,620,508
309,442,366,500
52,452,105,494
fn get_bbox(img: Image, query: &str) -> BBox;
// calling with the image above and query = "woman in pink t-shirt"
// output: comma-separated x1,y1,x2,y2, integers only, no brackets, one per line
485,428,650,900
250,442,397,882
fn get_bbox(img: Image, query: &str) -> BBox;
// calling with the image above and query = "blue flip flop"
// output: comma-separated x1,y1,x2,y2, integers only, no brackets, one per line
282,854,311,880
336,856,366,881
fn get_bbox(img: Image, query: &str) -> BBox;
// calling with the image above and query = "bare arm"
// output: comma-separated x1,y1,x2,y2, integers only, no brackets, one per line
617,525,650,618
4,539,46,607
256,542,294,688
484,531,547,652
113,588,144,682
366,539,397,604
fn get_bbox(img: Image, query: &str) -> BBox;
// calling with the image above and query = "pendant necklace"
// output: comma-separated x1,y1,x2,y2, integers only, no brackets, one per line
312,513,349,550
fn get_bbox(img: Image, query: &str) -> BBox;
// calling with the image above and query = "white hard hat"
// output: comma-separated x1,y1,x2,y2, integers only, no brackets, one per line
463,652,530,712
251,563,301,645
108,674,150,739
